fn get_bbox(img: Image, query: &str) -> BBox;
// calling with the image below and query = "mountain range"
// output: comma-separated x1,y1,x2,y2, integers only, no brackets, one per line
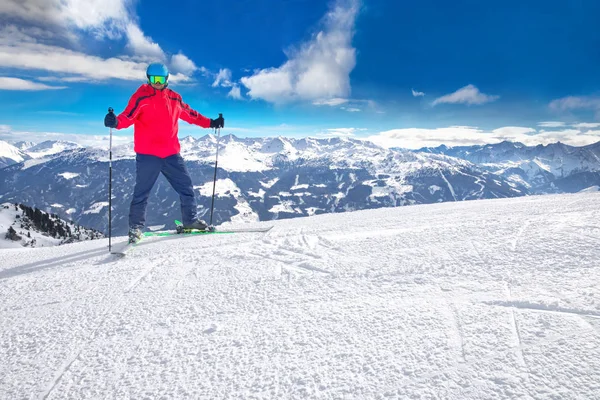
1,136,599,235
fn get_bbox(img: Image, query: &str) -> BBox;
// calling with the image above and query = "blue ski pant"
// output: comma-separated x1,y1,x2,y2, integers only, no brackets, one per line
129,153,198,229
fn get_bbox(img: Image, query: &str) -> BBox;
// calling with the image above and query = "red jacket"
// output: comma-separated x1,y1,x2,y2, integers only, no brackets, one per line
116,84,211,158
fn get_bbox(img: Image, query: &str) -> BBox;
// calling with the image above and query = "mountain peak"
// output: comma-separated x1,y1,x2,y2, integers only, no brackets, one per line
0,140,30,168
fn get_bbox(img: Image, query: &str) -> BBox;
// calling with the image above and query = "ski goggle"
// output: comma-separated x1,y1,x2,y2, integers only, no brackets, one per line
148,75,168,85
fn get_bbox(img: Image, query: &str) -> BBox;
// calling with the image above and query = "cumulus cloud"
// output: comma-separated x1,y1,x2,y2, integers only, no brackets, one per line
432,84,499,106
170,53,198,75
227,85,243,100
0,0,200,84
0,30,145,80
125,23,165,61
412,89,425,97
213,68,233,87
0,77,67,90
241,0,359,103
0,0,128,38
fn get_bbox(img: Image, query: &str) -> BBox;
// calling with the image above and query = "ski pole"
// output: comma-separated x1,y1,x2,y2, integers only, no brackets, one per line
108,107,113,252
208,114,222,227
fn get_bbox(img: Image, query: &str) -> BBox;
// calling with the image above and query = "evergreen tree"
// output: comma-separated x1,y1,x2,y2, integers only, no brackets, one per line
5,226,21,241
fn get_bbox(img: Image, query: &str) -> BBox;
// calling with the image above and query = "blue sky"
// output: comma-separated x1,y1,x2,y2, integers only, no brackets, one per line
1,0,600,148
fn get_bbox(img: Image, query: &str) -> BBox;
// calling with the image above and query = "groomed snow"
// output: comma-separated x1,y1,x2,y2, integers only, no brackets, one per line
1,192,600,399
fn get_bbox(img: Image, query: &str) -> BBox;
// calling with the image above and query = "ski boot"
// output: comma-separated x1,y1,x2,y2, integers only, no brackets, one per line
177,219,214,233
128,227,143,244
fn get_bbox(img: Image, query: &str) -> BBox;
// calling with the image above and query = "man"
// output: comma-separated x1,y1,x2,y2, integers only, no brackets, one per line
104,62,224,243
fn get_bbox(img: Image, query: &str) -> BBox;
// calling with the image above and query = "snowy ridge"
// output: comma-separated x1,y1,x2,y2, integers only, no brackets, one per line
0,203,103,248
25,140,81,159
0,140,30,169
420,140,600,187
1,192,599,398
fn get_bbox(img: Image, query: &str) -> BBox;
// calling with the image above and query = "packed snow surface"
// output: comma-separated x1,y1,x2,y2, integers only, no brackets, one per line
1,192,600,399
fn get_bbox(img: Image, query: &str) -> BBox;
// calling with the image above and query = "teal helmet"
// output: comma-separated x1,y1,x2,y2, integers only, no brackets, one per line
146,62,169,86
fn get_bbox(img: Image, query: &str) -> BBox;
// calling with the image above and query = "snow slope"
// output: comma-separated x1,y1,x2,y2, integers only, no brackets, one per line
1,192,600,399
0,140,29,168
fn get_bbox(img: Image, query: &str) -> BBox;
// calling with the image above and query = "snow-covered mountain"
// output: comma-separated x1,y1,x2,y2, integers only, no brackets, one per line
25,140,81,158
0,136,599,235
12,140,36,151
418,140,600,191
0,140,31,169
1,140,80,169
2,192,599,399
0,202,103,248
0,135,527,235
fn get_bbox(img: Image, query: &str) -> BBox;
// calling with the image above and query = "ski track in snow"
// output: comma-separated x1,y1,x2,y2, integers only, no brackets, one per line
1,192,600,399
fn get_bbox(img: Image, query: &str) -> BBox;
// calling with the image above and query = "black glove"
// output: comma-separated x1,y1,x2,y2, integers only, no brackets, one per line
210,114,224,129
104,108,118,128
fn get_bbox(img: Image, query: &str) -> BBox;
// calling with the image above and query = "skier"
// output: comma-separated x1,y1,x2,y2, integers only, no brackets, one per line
104,62,224,243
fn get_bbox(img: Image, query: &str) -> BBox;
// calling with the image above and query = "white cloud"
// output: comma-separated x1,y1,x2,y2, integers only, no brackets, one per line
534,129,593,146
369,127,489,149
538,121,566,128
313,98,349,106
0,0,63,25
0,77,67,90
125,23,166,61
549,96,600,112
0,2,200,83
539,121,600,130
316,127,366,138
0,34,193,84
198,66,212,77
38,76,95,83
0,33,145,80
412,89,425,97
573,122,600,129
61,0,129,39
0,125,132,148
1,0,129,40
227,85,243,100
367,125,600,149
313,97,380,113
491,126,536,138
213,68,233,87
432,84,499,106
170,53,198,75
241,0,359,103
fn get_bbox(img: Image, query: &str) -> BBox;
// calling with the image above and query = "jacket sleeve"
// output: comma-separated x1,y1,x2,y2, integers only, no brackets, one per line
178,98,211,128
116,87,148,130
